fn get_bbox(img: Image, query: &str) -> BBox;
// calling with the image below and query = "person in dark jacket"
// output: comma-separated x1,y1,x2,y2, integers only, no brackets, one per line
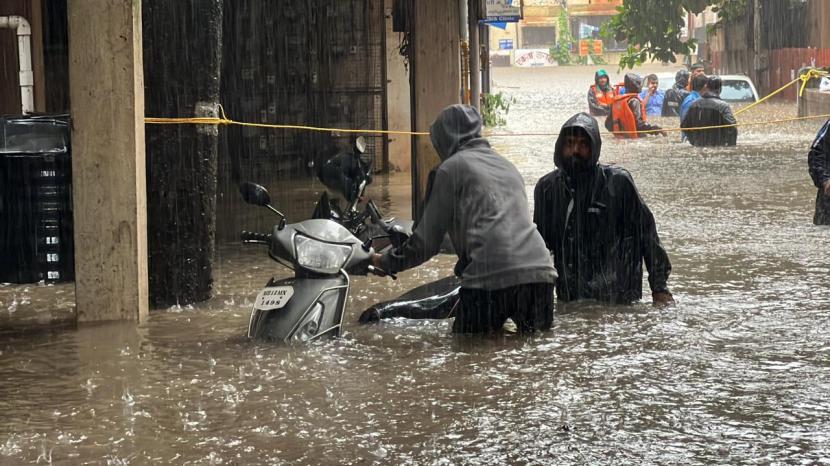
661,70,691,116
688,62,706,90
680,73,708,123
588,69,616,116
372,104,557,333
681,76,738,146
535,113,674,306
605,73,664,138
808,119,830,225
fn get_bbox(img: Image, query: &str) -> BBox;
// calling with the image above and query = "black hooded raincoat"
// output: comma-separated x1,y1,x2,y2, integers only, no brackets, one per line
534,113,672,304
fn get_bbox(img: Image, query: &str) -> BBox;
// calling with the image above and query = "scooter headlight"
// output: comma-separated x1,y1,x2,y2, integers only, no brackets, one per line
294,235,353,274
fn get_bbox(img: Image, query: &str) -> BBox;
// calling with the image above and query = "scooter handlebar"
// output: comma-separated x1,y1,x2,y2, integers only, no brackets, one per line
241,230,272,244
367,265,397,280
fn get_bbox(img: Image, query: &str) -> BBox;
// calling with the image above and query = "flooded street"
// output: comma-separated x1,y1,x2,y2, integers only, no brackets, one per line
2,65,830,464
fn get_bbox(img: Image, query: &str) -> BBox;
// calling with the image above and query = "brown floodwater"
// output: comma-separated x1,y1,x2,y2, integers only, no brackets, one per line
1,65,829,464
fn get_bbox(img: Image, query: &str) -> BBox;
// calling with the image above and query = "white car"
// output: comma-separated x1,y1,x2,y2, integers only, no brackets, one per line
717,74,760,103
653,71,759,103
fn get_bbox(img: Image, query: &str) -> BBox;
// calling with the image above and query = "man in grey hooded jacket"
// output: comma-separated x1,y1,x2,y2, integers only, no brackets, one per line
371,104,557,333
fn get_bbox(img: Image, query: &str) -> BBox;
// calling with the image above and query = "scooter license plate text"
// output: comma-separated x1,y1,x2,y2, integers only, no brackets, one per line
254,286,295,311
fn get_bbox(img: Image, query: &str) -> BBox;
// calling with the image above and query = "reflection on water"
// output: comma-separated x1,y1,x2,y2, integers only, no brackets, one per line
2,65,830,463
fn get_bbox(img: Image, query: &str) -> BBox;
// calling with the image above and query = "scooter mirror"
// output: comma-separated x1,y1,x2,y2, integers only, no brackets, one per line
354,136,367,154
240,182,271,207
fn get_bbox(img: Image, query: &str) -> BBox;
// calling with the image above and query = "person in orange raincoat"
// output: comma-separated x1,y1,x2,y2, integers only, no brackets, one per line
587,69,617,116
604,73,665,139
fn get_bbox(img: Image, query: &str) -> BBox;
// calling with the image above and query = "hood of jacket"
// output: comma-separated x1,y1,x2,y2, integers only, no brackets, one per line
429,104,483,161
624,73,642,95
554,112,602,171
674,69,690,89
594,69,611,91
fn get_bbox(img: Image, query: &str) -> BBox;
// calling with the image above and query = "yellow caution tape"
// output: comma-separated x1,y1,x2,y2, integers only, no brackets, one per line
734,68,829,116
798,68,829,98
144,105,430,136
608,112,830,136
145,104,830,138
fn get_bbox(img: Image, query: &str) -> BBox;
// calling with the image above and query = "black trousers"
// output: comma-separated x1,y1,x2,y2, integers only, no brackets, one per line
452,282,555,334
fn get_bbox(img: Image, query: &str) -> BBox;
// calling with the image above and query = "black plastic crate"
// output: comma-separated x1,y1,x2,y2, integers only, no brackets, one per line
0,114,74,284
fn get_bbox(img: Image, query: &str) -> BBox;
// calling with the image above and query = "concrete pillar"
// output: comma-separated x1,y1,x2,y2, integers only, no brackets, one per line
68,0,148,322
143,0,222,307
410,0,461,220
385,0,412,172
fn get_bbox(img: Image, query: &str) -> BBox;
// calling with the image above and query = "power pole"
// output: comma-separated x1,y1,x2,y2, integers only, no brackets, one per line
469,0,481,112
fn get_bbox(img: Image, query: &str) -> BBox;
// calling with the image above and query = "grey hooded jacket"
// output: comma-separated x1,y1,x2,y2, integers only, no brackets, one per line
380,105,557,289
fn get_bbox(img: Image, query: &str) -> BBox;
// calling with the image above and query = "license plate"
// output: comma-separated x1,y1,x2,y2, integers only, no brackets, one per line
254,286,294,311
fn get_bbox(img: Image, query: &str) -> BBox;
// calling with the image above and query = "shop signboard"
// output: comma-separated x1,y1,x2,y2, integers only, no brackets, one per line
485,0,523,23
513,49,555,67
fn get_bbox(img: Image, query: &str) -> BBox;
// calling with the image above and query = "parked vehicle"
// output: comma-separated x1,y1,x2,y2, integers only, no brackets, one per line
717,75,760,103
240,181,393,342
242,136,460,342
656,71,759,103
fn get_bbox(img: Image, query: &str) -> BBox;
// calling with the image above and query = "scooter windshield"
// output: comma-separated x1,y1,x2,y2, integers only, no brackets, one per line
292,219,360,244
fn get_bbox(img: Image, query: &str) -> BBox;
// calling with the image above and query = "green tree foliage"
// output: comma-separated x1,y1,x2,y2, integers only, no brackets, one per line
605,0,746,69
550,9,576,65
481,92,515,127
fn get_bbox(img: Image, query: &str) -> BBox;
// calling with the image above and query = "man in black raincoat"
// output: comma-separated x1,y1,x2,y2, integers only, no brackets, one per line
372,104,557,333
681,76,738,146
808,119,830,225
534,113,674,306
661,70,691,117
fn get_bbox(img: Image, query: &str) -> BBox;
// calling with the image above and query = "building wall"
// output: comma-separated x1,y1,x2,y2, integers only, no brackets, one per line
216,0,388,243
807,0,830,48
487,2,561,67
523,0,560,5
567,0,622,13
706,0,829,99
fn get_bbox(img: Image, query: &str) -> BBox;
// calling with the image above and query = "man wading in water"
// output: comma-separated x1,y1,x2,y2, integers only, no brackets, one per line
534,113,674,306
371,104,557,333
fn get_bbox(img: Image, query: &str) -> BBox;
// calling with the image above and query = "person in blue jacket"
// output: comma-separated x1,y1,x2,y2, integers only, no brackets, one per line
639,74,665,116
680,73,707,122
